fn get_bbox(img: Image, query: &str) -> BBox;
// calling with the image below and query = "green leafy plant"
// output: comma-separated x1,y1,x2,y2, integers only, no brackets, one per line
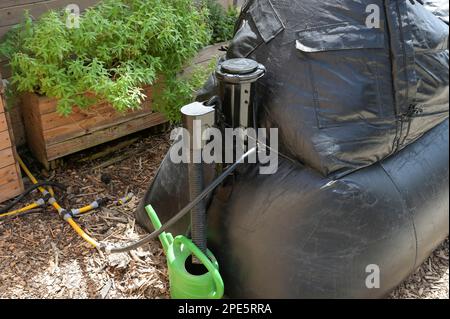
155,58,218,122
0,0,211,120
204,0,239,44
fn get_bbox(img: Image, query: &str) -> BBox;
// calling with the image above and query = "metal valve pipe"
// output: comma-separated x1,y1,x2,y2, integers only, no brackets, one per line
215,58,266,130
181,101,215,264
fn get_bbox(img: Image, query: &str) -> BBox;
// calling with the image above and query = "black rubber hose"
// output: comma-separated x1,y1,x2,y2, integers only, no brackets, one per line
0,181,66,214
108,147,257,253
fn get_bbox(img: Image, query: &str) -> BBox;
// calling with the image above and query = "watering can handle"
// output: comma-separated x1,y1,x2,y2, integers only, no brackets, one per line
146,205,174,251
174,236,225,299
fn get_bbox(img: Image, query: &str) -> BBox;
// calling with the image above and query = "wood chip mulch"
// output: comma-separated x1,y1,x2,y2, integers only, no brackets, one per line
0,131,171,299
390,238,449,299
0,130,448,299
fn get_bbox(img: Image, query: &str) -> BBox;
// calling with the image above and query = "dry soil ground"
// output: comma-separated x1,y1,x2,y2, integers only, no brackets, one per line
0,130,448,299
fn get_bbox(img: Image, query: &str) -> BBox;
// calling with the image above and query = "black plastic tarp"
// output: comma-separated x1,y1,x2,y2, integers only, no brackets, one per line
137,120,449,298
137,0,449,298
423,0,449,23
222,0,449,177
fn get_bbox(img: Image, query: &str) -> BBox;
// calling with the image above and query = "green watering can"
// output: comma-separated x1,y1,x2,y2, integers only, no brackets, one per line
145,205,224,299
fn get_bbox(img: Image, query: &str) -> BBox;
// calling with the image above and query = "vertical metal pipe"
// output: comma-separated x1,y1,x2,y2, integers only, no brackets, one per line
181,102,215,264
215,58,266,130
188,162,207,258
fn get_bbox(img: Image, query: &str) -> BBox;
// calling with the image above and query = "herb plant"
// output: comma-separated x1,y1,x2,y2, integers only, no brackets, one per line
204,0,239,44
155,58,217,122
0,0,211,120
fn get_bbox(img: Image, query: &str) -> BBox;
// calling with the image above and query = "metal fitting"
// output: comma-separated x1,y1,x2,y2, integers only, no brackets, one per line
90,201,99,209
117,193,134,205
35,198,46,207
181,101,216,152
216,58,266,129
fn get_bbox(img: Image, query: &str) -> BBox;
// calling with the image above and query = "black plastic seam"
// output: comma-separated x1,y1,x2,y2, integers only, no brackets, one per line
268,0,286,30
395,0,410,111
380,162,418,269
394,0,410,154
244,37,264,58
384,0,402,155
306,59,322,129
382,0,402,154
400,114,414,146
382,1,404,158
396,115,405,150
371,61,384,117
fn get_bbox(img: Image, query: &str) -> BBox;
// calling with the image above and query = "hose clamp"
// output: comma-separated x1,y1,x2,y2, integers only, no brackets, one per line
43,191,52,202
90,201,99,209
118,193,134,205
35,198,46,206
96,198,109,206
58,208,73,220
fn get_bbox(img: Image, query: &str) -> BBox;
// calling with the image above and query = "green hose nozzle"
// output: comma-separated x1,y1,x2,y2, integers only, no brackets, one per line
145,205,224,299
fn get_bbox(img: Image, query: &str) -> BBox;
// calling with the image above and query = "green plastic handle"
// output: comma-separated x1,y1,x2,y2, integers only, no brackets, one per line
146,205,173,251
174,236,224,299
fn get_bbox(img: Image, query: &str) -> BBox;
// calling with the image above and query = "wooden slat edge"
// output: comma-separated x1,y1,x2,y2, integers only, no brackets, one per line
46,112,167,160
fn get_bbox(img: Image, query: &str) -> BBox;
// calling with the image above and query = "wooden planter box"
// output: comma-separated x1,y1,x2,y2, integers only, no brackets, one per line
21,86,167,169
1,76,24,203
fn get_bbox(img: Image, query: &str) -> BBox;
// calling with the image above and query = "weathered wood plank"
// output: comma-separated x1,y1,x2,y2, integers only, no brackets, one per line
36,85,153,115
46,112,166,161
0,164,17,183
6,104,26,146
0,178,22,203
0,0,99,39
0,25,13,41
39,86,153,131
20,92,48,165
0,1,46,10
181,42,227,80
192,42,228,65
24,85,155,145
0,72,24,203
34,95,57,115
0,0,98,28
42,106,152,145
0,79,4,113
0,111,8,132
0,129,12,150
41,108,91,131
0,147,15,169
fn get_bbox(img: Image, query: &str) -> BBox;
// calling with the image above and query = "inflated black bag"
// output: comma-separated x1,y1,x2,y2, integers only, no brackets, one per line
224,0,448,177
137,0,449,298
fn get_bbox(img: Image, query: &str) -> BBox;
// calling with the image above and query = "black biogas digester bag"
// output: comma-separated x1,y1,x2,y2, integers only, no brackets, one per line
137,1,449,298
223,0,449,177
